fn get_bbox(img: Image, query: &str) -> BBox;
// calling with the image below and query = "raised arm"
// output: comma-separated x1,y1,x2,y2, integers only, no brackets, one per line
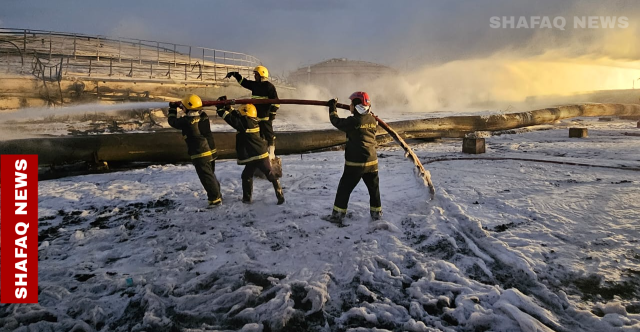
217,108,246,132
225,71,256,90
167,105,183,130
328,99,355,132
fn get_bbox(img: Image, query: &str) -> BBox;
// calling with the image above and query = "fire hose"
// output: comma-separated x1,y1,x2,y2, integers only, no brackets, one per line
190,98,437,200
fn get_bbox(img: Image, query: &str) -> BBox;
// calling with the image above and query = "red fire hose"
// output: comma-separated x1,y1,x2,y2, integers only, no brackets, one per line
192,98,436,200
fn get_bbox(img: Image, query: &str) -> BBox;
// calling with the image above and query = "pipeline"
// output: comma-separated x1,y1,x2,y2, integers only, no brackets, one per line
2,102,640,182
200,98,436,199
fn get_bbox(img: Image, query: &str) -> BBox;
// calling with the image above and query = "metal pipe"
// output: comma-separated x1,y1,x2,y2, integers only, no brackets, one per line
3,103,640,175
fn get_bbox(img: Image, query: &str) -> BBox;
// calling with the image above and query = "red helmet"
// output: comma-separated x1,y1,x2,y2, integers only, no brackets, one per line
349,91,371,106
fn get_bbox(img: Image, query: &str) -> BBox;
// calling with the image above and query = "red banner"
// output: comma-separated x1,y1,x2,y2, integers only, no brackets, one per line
1,155,38,303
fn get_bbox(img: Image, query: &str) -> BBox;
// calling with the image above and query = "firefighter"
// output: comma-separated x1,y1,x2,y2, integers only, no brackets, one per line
326,91,382,223
224,66,279,161
168,94,222,207
198,106,220,189
215,96,285,205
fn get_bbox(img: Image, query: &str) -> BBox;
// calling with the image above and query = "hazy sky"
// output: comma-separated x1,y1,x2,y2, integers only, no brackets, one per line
1,0,638,75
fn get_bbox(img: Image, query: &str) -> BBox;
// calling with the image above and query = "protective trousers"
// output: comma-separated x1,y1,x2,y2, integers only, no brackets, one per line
241,158,284,204
333,166,381,213
193,157,221,203
211,160,221,189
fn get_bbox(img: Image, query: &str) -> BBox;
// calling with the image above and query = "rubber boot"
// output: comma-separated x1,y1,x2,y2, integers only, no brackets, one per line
329,210,346,223
370,210,383,221
273,180,285,205
242,178,253,203
208,198,222,208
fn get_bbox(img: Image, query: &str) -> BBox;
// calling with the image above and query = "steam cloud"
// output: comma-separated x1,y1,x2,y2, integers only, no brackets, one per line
0,102,167,122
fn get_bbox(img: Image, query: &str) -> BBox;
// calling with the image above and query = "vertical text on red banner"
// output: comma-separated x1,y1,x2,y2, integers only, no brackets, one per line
1,155,38,303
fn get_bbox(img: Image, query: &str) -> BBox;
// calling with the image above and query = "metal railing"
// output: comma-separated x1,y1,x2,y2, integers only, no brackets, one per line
0,28,264,83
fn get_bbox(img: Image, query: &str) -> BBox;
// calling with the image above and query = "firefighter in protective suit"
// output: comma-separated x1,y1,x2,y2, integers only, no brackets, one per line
224,66,279,161
168,94,222,206
326,92,382,223
198,103,221,189
215,96,285,205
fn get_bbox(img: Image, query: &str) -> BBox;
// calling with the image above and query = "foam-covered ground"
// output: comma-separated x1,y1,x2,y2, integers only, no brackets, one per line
1,118,639,331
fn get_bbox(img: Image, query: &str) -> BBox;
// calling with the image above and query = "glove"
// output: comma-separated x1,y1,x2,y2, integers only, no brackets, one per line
169,101,180,108
225,72,241,80
327,98,338,112
269,113,276,121
216,96,231,111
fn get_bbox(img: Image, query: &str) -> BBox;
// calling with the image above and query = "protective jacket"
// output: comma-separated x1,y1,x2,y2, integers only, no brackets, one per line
329,104,378,172
168,107,213,160
197,111,218,160
217,108,269,164
234,74,279,121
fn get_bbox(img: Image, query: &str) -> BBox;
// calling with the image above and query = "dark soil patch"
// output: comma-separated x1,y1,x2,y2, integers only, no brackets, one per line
570,272,640,301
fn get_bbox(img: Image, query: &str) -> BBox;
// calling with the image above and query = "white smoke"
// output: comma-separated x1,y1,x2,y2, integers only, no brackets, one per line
278,84,337,126
288,49,640,119
0,102,167,122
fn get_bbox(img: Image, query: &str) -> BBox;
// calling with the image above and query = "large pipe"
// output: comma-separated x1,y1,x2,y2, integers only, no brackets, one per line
0,130,348,166
203,99,640,136
389,103,640,136
1,103,639,167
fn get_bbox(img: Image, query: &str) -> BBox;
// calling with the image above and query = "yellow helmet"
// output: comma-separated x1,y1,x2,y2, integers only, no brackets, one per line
253,65,269,78
238,104,257,118
181,94,203,110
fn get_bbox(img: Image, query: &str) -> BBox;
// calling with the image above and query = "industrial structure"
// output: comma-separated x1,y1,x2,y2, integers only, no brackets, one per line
0,28,290,109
